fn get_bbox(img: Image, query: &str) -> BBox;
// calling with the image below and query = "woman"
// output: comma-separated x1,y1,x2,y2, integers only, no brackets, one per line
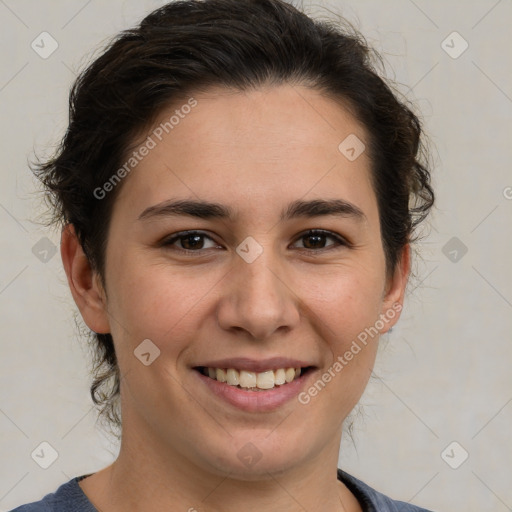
11,0,435,510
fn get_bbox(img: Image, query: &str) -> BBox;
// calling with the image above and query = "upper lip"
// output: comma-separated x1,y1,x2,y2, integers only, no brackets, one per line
193,357,316,373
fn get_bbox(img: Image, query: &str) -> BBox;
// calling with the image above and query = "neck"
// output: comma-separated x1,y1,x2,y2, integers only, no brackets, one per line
79,417,362,512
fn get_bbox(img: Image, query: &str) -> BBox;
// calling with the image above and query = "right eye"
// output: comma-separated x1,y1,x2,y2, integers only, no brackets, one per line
160,231,223,254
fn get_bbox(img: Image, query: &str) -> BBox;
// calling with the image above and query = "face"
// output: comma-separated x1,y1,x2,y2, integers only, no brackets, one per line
77,84,408,480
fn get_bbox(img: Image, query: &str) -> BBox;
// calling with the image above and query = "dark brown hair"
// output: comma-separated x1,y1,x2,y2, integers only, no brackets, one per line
32,0,434,435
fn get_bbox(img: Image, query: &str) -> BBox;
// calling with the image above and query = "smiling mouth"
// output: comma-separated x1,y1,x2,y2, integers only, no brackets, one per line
194,366,315,391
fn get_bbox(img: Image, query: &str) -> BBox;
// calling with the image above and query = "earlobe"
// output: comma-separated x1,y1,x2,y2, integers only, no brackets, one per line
380,244,411,333
60,224,111,334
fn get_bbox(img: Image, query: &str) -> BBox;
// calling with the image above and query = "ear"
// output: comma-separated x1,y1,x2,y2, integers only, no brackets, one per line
379,243,411,333
60,223,111,334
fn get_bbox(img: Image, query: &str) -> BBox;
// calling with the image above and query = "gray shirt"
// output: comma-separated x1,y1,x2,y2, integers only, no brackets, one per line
9,469,436,511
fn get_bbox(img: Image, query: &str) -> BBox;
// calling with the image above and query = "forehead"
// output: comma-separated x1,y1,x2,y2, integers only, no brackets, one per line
113,84,376,222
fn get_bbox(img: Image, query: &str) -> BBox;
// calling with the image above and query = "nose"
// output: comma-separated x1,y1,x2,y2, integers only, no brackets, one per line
216,248,301,341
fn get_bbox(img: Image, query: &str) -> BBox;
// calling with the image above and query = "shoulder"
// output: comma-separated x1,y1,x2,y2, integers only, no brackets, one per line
337,468,437,512
8,475,97,512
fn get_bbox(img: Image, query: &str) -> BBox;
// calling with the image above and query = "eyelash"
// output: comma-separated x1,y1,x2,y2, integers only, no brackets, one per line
160,229,350,255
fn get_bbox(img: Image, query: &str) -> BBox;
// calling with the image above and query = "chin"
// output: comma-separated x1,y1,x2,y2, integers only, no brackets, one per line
198,432,308,481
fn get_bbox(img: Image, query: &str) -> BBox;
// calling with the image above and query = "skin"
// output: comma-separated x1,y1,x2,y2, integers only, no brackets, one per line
61,84,410,511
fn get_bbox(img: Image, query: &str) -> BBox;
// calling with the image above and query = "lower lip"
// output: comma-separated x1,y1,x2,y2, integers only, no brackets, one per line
193,368,316,413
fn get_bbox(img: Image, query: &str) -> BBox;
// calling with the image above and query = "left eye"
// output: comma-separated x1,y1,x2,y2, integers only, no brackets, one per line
161,229,347,253
291,230,347,251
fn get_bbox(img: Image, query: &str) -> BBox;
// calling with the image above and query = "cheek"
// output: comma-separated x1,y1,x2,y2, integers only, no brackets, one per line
109,253,385,342
301,266,384,403
106,260,216,351
301,275,382,418
304,265,385,334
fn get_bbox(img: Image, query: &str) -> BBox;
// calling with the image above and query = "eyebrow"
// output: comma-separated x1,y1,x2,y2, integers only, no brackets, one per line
138,198,366,223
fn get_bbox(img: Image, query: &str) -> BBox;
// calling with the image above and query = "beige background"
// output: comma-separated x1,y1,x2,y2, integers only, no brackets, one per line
1,1,511,510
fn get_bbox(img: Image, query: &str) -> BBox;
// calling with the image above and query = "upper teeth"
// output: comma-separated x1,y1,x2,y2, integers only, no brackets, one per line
204,367,302,390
